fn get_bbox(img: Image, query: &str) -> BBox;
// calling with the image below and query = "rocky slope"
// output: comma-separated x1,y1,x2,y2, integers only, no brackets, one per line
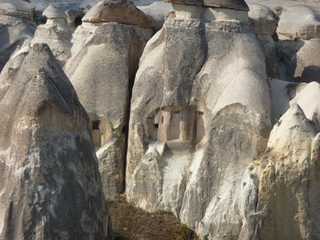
0,43,112,239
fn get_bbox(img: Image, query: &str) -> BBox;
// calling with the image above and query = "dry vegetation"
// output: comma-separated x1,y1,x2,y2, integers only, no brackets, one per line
107,195,199,240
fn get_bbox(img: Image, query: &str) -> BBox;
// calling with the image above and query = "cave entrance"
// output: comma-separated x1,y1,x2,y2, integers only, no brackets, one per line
91,120,101,148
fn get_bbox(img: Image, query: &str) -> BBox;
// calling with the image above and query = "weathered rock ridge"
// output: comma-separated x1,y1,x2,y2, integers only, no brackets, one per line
31,4,73,66
0,43,112,239
64,0,153,199
241,103,320,239
126,4,271,238
0,1,35,72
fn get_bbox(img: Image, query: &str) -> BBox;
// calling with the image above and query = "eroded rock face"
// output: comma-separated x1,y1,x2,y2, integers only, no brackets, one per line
269,79,320,129
31,4,73,66
277,5,320,41
126,4,271,238
0,43,112,240
293,39,320,83
241,103,320,240
82,0,152,27
248,4,278,78
64,0,153,199
0,3,34,72
0,0,34,20
248,4,278,36
274,6,320,83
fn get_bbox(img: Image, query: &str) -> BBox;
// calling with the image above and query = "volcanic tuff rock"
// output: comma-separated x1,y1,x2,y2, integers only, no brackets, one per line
0,0,34,19
277,5,320,41
247,4,278,78
64,0,153,199
138,1,173,30
31,4,73,66
82,0,152,28
269,78,320,126
292,39,320,83
248,4,278,36
241,103,320,240
126,2,271,238
0,2,35,72
0,43,112,240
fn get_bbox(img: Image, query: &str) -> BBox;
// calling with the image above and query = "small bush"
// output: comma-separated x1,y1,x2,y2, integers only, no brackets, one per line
112,227,125,240
179,224,194,240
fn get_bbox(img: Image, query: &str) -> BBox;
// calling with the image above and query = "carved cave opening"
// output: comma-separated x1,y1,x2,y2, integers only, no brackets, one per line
91,120,101,148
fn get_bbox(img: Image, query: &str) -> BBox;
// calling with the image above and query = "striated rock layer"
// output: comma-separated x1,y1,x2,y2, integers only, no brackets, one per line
0,43,112,240
64,0,153,199
126,4,271,239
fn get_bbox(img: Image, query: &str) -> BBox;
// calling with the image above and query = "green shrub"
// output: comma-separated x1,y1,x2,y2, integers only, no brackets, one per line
112,227,125,240
179,224,193,240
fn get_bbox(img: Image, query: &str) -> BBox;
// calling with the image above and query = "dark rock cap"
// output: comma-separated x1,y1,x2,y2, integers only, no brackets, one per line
82,0,152,28
164,0,249,11
42,4,67,20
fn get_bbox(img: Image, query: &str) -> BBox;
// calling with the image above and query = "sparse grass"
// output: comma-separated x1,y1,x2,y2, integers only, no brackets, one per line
107,194,199,240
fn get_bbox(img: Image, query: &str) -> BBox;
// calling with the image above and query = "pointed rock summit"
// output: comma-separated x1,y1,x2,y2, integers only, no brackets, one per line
0,43,112,240
42,4,67,20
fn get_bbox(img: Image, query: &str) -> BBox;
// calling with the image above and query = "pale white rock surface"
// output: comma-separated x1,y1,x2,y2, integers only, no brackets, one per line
64,0,153,199
241,103,320,240
126,2,271,239
0,43,112,240
277,5,320,41
248,4,278,78
31,4,73,66
248,4,278,36
269,78,320,130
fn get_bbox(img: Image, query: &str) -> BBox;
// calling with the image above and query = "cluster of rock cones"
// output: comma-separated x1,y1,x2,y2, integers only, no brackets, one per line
1,0,320,239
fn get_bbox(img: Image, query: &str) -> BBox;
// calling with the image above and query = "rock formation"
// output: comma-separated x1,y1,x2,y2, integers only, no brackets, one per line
269,78,320,128
241,103,320,240
0,0,35,20
126,0,271,238
0,43,112,239
0,0,35,71
138,1,173,30
31,4,73,66
64,0,153,199
276,5,320,82
249,4,278,78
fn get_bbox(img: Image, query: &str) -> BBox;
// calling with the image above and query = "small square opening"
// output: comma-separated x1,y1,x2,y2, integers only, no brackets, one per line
92,120,100,130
